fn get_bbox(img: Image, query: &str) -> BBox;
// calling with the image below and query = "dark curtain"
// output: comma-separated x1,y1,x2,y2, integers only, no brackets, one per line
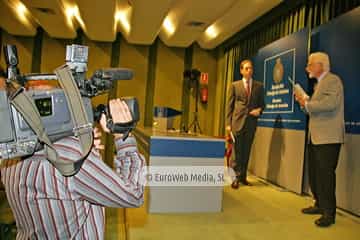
227,0,360,60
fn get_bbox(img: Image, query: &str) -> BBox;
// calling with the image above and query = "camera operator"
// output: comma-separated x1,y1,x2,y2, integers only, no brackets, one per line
0,74,145,239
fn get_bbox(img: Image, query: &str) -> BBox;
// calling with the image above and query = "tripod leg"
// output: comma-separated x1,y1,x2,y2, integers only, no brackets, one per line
188,118,197,133
188,112,202,134
195,120,202,134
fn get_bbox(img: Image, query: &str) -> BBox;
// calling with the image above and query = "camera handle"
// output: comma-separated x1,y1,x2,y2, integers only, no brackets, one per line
94,103,138,141
106,119,134,140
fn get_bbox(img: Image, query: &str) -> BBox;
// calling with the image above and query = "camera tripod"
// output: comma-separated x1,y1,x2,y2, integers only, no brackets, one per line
188,79,202,134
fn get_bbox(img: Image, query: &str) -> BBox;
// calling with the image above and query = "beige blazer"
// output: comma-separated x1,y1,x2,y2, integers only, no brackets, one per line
306,72,345,144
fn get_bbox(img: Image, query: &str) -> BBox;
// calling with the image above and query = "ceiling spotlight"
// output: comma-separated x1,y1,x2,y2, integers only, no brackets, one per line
163,17,175,36
2,0,33,28
65,6,76,28
15,1,29,22
205,25,218,39
66,6,77,18
115,9,131,34
65,5,85,30
16,2,27,15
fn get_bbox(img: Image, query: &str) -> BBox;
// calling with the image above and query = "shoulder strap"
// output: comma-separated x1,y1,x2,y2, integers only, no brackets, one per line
7,65,94,177
54,65,94,175
7,82,73,174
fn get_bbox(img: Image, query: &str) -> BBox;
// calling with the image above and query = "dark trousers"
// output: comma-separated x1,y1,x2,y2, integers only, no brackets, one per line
234,121,256,181
308,141,341,217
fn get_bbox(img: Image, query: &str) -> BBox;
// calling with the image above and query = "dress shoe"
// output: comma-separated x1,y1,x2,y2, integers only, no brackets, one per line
315,215,335,227
240,179,252,186
301,206,323,215
231,179,240,189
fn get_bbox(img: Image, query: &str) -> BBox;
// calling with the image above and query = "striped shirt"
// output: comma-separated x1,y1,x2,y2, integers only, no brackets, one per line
0,136,145,239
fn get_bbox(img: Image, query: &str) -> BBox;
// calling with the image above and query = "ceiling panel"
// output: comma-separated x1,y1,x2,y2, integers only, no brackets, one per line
1,0,283,49
159,0,237,47
76,0,117,41
0,0,36,36
198,0,282,49
22,0,76,39
126,0,175,45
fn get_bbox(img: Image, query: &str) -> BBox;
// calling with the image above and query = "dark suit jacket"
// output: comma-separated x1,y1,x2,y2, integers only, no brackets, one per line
226,79,265,133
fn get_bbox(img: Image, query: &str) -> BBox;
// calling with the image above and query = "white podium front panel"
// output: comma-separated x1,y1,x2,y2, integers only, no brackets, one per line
134,127,225,213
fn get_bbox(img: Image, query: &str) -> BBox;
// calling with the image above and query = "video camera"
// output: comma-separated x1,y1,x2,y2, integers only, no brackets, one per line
0,44,139,166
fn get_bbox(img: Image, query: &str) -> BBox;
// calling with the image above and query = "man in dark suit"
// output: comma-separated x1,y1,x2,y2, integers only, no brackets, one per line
295,52,344,227
226,59,264,188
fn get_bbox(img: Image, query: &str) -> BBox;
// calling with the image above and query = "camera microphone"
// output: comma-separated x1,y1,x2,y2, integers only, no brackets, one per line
93,68,133,81
88,68,133,93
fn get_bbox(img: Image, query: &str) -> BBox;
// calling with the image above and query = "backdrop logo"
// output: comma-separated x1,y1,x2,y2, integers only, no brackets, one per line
273,58,284,84
263,48,295,114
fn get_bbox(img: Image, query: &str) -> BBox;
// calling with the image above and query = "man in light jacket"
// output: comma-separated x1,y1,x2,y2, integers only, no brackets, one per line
295,52,345,227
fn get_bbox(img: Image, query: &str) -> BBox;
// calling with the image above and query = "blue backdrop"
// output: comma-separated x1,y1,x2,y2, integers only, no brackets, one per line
311,7,360,134
251,28,309,130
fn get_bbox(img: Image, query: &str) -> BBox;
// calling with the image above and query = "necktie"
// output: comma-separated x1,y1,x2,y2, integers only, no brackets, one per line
245,81,250,98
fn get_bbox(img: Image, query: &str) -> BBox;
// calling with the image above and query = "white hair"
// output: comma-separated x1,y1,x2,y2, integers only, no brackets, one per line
309,52,331,72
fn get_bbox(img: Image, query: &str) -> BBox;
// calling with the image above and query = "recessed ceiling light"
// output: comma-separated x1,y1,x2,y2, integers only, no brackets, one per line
65,5,85,30
205,25,218,39
16,2,28,22
66,6,77,18
115,8,131,34
163,17,175,36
